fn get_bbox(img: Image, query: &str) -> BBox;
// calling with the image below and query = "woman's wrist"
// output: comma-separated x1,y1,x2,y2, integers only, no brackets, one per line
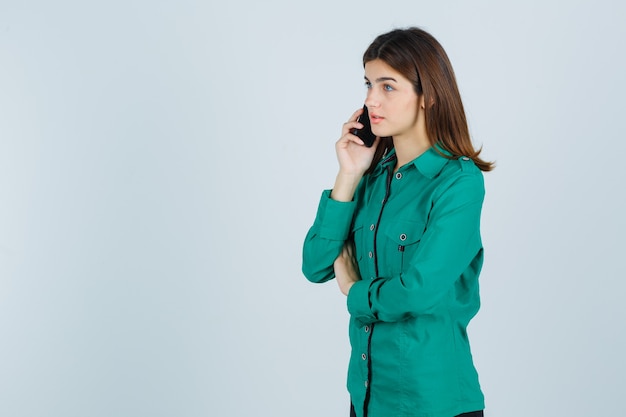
331,171,363,202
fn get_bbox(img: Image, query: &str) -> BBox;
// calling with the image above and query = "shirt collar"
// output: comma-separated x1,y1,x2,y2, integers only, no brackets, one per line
410,145,450,179
371,145,450,179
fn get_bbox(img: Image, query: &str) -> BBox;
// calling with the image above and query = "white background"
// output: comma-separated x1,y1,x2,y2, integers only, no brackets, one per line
1,1,625,416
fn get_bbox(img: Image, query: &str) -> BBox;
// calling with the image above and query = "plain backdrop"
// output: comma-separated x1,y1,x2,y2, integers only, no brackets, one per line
1,1,625,416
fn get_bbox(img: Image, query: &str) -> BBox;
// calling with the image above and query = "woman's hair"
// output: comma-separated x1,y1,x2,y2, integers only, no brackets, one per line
364,27,494,172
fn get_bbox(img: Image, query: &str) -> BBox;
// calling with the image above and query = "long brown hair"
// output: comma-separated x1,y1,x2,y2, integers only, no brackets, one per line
364,27,494,172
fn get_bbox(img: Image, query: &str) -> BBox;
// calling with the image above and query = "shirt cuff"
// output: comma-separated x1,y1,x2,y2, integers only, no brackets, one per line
317,189,356,241
347,279,376,323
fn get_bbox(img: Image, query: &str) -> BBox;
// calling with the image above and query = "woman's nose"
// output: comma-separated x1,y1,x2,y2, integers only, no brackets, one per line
365,91,379,108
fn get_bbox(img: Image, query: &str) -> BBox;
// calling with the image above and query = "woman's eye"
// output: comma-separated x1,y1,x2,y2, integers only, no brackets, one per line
365,81,372,89
384,84,394,91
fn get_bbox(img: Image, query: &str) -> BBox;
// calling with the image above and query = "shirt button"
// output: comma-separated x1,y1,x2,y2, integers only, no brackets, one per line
368,251,373,258
364,380,369,388
361,353,367,360
399,233,407,241
369,224,375,231
462,156,470,161
395,172,402,180
364,326,370,332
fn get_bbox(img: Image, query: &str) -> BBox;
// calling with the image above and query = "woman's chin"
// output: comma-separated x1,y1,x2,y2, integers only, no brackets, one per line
372,128,390,138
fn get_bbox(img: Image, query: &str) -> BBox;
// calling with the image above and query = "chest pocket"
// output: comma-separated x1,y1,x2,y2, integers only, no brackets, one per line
380,219,426,276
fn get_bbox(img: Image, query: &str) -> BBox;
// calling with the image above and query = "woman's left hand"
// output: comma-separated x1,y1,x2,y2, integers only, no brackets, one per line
334,241,362,296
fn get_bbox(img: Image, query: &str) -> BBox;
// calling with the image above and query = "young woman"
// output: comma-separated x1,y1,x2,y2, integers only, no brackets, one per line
302,27,493,417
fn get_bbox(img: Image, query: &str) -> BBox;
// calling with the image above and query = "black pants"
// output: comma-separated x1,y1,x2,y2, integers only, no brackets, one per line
349,403,483,417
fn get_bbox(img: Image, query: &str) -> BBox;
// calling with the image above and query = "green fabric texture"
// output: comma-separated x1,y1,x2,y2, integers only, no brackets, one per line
302,147,486,417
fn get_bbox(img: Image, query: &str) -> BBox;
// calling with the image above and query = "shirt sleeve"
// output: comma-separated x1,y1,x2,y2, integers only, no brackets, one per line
346,172,485,323
302,189,357,283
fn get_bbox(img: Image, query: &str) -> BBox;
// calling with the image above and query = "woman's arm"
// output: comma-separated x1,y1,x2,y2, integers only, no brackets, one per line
302,108,379,284
302,190,357,283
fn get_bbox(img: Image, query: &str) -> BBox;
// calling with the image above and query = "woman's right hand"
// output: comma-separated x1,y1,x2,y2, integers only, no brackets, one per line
335,107,380,176
330,108,380,202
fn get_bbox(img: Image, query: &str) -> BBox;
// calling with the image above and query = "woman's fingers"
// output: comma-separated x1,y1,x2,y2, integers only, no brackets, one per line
350,107,364,122
341,108,365,136
333,108,378,176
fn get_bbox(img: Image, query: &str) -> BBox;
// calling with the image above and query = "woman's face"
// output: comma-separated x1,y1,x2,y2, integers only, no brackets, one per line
363,59,423,141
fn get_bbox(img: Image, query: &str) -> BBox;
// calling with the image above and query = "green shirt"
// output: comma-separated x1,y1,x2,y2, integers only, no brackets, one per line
302,147,486,417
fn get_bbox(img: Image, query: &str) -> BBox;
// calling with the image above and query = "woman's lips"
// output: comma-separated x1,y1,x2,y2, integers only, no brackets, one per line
370,114,384,124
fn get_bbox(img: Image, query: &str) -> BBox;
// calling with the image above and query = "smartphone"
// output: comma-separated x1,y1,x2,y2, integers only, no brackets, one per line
351,105,377,147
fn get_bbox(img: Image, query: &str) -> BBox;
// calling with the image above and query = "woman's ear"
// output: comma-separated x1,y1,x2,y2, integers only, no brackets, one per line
419,95,426,109
420,95,435,109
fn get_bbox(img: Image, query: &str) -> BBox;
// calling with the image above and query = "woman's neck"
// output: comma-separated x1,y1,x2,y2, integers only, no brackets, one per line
392,133,431,172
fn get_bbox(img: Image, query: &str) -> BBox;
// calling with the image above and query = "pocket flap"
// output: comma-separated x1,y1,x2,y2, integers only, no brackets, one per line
383,220,426,245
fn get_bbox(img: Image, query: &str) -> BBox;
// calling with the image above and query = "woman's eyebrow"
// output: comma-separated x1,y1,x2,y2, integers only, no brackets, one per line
364,76,398,83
